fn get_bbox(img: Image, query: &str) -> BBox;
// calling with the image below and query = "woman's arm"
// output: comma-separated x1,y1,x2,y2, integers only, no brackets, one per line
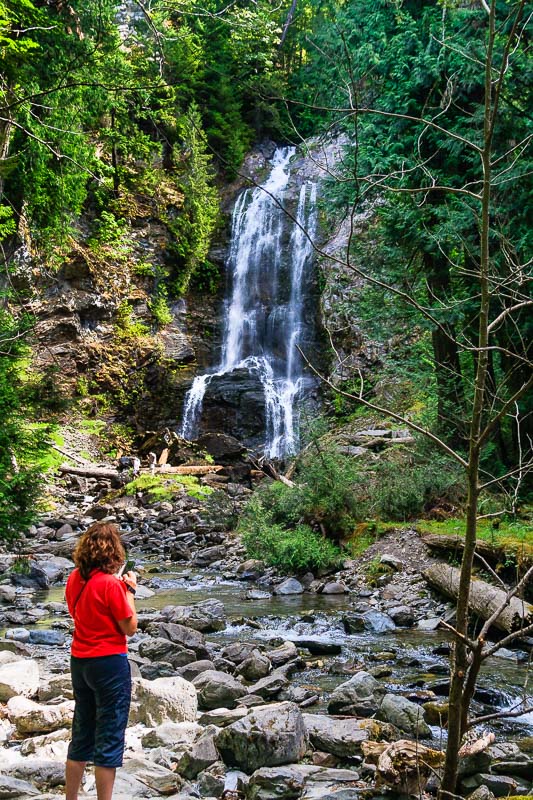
117,571,138,636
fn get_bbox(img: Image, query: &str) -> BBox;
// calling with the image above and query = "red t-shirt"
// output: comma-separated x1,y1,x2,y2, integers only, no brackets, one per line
65,568,133,658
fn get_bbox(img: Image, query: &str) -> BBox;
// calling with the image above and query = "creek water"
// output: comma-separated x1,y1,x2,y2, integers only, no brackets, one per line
180,147,317,458
30,564,533,741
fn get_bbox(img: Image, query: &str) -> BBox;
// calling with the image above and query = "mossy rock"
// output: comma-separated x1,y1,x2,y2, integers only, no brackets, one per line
517,735,533,753
422,700,449,726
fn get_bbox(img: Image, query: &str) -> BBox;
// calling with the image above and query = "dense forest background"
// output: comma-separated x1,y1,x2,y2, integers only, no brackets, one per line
0,0,531,542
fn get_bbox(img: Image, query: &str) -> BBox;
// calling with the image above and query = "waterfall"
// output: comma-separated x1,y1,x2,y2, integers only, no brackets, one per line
180,146,317,458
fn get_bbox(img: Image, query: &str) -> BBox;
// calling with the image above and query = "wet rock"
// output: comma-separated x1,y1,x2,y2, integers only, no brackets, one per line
138,636,197,667
130,676,197,725
247,666,293,700
303,714,379,757
177,726,220,779
243,589,271,600
164,599,226,633
0,658,40,701
388,605,415,627
360,611,395,633
422,700,449,726
7,696,74,734
221,642,260,666
193,670,247,710
417,617,442,631
328,671,384,717
376,693,431,738
274,578,304,596
236,650,272,681
293,638,342,656
217,702,307,773
36,556,74,584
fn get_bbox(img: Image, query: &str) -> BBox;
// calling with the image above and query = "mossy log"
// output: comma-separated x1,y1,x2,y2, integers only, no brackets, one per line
423,563,533,634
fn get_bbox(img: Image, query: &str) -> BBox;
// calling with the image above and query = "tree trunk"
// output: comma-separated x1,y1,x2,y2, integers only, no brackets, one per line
58,464,223,479
424,563,533,634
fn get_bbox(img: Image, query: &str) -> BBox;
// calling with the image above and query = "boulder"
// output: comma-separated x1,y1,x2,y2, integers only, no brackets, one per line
192,546,227,567
235,650,272,681
28,630,66,646
193,670,247,710
266,642,298,667
177,726,219,779
328,671,384,717
164,600,226,633
0,774,40,797
10,563,50,589
320,582,347,595
376,693,432,738
138,637,197,667
303,714,380,757
121,757,182,795
0,585,17,604
7,696,73,734
6,760,65,790
176,660,217,682
38,674,73,702
247,669,290,700
156,622,209,658
388,605,415,627
197,761,226,798
221,641,258,666
274,578,304,596
360,611,396,633
130,676,197,726
141,721,201,750
245,766,361,800
0,658,40,701
216,702,307,773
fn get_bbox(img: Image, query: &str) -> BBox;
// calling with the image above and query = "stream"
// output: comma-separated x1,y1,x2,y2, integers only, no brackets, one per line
37,561,533,742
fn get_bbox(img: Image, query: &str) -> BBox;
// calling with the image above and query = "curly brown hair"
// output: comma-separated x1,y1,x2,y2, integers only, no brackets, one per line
73,522,125,580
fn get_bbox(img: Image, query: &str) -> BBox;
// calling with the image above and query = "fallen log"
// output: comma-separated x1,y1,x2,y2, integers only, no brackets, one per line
421,534,507,564
423,563,533,634
58,463,224,479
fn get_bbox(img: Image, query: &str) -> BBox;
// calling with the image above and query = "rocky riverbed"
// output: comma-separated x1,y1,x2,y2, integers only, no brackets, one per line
0,472,532,799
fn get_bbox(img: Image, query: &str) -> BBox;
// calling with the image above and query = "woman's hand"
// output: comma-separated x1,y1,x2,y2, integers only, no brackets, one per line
122,571,137,590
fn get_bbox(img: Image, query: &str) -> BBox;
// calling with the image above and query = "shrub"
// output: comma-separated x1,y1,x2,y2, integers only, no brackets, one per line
239,495,342,572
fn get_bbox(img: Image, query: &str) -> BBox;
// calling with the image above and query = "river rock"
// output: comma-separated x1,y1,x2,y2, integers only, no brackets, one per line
199,707,249,727
156,622,210,658
10,563,50,589
388,605,416,627
7,696,74,734
237,560,266,579
141,721,201,749
303,714,379,757
0,658,39,701
376,693,431,738
122,756,182,794
266,641,298,667
192,546,226,567
130,676,197,725
6,760,65,790
38,674,73,702
247,669,290,700
0,585,17,603
361,611,396,633
36,556,74,583
245,766,361,800
197,761,226,797
328,671,384,716
138,636,197,667
320,582,347,595
19,728,71,756
489,741,533,779
293,638,342,655
461,774,517,797
221,642,258,665
0,774,40,797
216,701,307,773
193,670,247,710
274,578,304,595
5,627,31,643
177,726,220,779
28,630,66,646
177,660,217,682
164,600,226,632
236,650,272,681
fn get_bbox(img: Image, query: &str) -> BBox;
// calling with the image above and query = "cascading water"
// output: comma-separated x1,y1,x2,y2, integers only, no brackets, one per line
180,146,317,458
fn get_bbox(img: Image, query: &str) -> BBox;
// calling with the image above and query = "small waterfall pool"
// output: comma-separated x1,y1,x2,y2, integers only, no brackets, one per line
181,146,318,458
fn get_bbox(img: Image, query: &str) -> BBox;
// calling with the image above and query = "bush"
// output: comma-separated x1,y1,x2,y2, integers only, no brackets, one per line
239,495,342,573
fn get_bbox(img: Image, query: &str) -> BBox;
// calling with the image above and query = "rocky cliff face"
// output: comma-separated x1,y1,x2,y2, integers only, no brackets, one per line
16,136,379,443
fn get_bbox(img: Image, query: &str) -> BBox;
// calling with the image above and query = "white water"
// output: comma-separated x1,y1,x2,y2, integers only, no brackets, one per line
180,147,317,458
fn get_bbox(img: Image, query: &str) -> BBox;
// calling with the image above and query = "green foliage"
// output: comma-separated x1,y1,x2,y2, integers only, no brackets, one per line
115,301,149,340
0,307,49,541
123,474,212,502
239,495,342,572
148,284,173,327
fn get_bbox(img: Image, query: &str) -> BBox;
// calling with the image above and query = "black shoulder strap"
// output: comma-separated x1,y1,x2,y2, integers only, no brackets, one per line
72,572,94,615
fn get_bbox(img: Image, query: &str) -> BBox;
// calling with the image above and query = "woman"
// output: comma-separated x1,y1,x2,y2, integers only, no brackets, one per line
65,522,137,800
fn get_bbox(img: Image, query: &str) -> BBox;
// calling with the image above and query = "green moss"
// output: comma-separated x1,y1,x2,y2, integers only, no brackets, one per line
124,474,212,502
413,517,533,563
80,419,106,436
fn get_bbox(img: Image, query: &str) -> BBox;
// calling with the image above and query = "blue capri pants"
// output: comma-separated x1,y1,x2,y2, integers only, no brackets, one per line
68,654,131,768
